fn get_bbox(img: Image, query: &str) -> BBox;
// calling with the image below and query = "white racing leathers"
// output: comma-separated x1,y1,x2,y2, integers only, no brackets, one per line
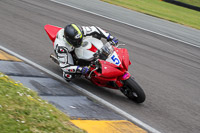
54,26,115,81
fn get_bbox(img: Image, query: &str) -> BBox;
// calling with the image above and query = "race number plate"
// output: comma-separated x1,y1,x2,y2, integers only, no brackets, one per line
106,51,121,66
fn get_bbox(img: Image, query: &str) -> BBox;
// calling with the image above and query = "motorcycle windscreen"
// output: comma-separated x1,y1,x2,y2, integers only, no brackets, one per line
99,60,123,78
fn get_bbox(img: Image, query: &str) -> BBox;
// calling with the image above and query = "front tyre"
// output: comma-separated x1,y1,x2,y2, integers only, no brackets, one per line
121,77,146,103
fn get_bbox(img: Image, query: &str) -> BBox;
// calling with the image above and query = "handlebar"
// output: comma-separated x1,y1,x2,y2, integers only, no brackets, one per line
88,42,126,79
87,60,99,79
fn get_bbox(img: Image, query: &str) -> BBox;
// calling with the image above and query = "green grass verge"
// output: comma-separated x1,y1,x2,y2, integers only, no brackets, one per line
0,73,85,133
101,0,200,29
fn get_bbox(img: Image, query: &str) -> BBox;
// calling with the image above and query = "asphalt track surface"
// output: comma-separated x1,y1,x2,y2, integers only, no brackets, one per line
52,0,200,48
0,0,200,133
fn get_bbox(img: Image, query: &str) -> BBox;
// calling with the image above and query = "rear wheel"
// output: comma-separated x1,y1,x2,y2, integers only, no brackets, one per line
121,77,145,103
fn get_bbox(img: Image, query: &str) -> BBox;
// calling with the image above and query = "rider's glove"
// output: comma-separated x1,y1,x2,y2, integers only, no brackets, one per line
77,66,90,75
111,37,118,46
107,34,118,46
81,66,90,74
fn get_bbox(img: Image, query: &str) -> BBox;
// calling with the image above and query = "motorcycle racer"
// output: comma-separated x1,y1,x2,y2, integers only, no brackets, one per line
54,24,118,81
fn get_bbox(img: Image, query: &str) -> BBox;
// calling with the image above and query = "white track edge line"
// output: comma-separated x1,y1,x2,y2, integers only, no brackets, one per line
50,0,200,49
0,45,161,133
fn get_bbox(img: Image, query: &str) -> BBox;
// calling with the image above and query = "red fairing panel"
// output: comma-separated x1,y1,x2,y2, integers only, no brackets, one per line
99,60,124,78
44,24,62,43
122,48,130,70
114,47,130,71
91,76,117,87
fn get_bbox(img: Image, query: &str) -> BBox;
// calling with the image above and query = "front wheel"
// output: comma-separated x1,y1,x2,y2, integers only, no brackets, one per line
121,77,146,103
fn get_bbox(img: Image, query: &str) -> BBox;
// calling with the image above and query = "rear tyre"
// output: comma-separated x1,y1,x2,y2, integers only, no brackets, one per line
121,77,146,103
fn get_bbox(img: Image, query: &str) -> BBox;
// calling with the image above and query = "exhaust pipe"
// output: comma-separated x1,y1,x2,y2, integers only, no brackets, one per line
50,54,59,64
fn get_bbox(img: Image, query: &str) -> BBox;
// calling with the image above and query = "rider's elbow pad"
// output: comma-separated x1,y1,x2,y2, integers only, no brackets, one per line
57,46,67,54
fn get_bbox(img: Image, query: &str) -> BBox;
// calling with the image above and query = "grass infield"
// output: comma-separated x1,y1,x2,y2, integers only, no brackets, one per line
101,0,200,29
0,73,85,133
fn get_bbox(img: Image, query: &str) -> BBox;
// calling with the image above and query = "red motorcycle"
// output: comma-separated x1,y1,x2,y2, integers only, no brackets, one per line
45,24,145,103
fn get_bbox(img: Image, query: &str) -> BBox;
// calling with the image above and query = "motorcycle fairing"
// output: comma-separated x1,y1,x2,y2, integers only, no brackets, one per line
91,75,117,87
44,24,62,43
99,60,124,78
89,47,132,89
114,47,131,71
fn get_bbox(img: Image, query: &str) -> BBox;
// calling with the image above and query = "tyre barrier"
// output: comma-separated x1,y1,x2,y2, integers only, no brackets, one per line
163,0,200,12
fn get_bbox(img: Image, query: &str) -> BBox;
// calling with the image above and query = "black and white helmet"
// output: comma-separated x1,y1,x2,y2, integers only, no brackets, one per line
64,24,83,48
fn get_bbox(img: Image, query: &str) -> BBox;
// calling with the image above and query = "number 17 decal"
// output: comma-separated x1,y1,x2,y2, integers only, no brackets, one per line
111,55,120,65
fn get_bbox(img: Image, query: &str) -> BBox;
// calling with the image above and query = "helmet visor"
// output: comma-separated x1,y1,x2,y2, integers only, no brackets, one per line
65,35,82,48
